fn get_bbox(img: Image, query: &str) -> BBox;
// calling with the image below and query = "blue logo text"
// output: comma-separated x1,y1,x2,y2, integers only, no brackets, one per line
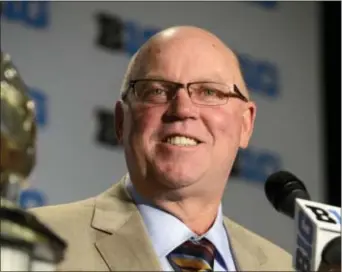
116,20,280,98
2,1,49,29
237,147,282,183
19,188,47,209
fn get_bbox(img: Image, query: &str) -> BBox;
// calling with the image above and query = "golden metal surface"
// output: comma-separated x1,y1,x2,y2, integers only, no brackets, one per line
0,51,37,187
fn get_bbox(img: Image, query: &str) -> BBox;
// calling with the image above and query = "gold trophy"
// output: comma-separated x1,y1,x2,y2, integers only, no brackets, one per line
0,51,67,271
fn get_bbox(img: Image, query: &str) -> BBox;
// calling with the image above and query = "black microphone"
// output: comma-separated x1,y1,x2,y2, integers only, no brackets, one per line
264,170,341,271
264,170,310,218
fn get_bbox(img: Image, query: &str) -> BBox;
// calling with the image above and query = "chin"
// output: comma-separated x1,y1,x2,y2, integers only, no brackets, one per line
153,163,205,189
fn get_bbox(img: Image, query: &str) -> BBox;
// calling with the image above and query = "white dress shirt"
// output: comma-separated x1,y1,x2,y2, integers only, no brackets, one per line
126,178,236,271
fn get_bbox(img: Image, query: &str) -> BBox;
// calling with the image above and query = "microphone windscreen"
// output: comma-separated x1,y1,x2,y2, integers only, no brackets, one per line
264,171,310,218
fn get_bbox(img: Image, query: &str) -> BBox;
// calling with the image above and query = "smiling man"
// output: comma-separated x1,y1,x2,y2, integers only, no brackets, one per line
32,26,292,271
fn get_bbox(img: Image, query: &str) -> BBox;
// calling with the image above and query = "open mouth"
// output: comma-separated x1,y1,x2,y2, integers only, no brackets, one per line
162,135,201,147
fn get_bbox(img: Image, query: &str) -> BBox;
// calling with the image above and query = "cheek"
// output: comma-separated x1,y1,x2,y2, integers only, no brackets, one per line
207,108,242,146
124,105,162,145
206,109,242,172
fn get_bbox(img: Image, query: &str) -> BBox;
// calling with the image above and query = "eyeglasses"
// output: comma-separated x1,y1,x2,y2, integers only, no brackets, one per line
122,79,249,106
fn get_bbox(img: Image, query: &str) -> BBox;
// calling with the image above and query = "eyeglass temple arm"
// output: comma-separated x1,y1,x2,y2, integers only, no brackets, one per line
233,85,249,102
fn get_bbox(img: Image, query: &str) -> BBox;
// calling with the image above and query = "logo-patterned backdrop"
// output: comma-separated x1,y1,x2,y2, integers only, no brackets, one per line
1,1,323,252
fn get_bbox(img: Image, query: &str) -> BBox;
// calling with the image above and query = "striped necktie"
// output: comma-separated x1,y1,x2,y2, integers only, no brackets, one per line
167,238,216,271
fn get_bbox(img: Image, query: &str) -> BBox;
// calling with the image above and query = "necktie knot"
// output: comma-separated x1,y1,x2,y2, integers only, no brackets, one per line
168,238,216,271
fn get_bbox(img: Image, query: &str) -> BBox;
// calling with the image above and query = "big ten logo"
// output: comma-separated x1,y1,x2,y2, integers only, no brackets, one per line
295,210,314,272
19,188,47,209
94,13,280,99
28,87,48,128
305,205,341,225
238,54,280,98
94,107,120,148
1,1,50,29
95,12,158,57
231,147,282,183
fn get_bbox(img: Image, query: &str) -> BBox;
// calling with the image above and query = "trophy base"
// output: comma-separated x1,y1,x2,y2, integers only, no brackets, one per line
1,235,33,271
0,198,67,271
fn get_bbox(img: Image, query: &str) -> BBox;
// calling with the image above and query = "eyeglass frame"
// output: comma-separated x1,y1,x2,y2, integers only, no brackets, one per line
121,78,249,105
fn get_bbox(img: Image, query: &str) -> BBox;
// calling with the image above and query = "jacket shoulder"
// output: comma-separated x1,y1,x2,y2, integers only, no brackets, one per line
225,217,293,270
29,198,110,270
30,198,96,235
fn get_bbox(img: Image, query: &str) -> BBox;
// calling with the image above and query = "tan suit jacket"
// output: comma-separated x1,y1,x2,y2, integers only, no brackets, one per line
31,176,293,271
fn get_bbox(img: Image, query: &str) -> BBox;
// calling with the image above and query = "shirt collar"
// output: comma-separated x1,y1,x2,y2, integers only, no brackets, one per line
125,177,230,260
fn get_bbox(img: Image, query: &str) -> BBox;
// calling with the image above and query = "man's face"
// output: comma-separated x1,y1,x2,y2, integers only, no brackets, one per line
116,35,256,196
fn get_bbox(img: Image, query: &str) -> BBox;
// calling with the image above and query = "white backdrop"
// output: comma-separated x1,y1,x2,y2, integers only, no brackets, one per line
1,1,323,252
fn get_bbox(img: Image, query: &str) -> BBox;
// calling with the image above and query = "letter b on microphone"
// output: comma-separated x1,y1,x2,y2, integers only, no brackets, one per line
306,205,341,224
294,199,341,272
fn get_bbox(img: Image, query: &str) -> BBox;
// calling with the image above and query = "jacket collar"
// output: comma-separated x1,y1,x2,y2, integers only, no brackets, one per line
91,175,267,271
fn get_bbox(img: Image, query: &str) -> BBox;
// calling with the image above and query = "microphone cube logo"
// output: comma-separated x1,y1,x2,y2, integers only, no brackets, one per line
294,199,341,272
302,200,341,228
305,205,341,226
295,209,314,272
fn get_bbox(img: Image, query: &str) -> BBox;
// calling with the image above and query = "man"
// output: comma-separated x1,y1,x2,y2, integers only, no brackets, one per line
32,26,293,271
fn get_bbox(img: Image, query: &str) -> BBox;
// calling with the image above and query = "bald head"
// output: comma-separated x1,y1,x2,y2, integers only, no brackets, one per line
121,26,248,99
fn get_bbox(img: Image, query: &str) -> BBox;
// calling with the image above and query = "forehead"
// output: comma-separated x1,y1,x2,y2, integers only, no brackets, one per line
134,37,239,84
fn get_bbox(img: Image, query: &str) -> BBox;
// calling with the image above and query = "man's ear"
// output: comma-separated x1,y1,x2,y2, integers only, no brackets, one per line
115,100,124,143
239,101,257,148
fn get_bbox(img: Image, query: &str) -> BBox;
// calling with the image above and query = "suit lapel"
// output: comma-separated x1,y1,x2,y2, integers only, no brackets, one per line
91,176,161,271
90,176,270,271
224,218,268,271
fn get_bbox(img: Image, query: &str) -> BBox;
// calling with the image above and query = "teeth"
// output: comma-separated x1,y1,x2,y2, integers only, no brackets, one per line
166,136,198,146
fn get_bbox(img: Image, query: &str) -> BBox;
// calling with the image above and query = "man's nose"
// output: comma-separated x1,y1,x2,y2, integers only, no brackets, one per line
165,88,199,120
